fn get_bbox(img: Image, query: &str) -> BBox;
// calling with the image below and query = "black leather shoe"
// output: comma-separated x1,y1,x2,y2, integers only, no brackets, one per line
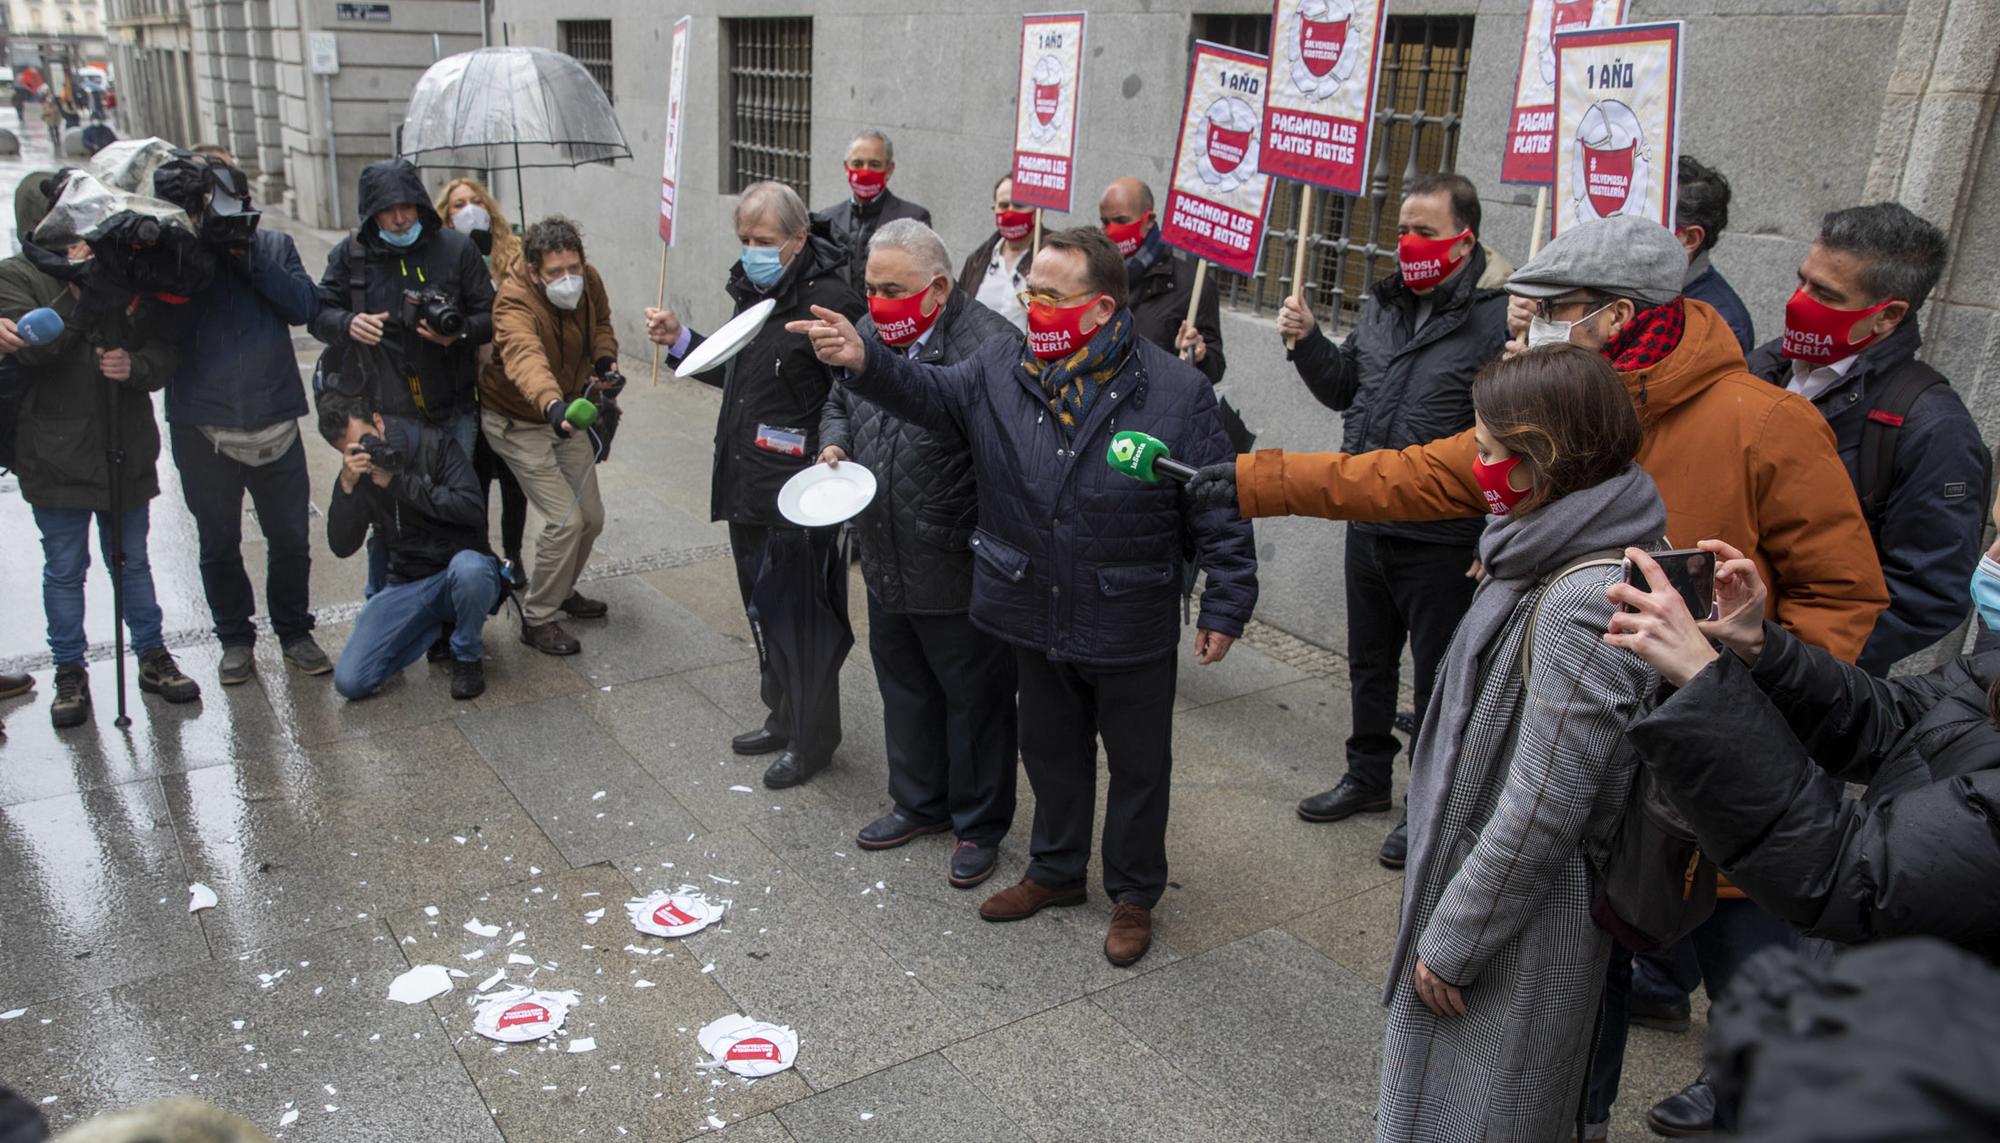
1297,776,1393,823
857,810,951,850
1646,1074,1715,1137
762,750,827,789
1378,815,1409,869
1629,992,1694,1033
949,840,999,889
731,728,789,756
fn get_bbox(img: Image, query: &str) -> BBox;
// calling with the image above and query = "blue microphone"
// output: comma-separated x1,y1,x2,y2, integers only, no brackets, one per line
16,307,63,346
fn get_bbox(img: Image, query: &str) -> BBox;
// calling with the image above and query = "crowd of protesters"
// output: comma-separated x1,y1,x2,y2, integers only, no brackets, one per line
2,119,1995,1142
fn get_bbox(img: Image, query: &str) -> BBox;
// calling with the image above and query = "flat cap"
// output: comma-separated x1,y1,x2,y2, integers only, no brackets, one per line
1507,214,1685,307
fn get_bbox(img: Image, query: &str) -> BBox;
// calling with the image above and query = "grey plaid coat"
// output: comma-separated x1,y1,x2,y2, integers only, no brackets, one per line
1377,566,1658,1143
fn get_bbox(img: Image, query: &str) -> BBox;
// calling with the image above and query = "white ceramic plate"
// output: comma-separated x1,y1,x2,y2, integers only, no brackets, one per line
778,461,878,527
674,298,778,379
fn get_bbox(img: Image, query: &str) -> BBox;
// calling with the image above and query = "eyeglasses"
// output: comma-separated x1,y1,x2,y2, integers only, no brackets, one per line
1017,289,1100,310
1533,296,1612,320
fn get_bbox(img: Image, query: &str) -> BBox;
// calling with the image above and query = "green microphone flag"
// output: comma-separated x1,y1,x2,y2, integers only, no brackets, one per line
1107,430,1197,483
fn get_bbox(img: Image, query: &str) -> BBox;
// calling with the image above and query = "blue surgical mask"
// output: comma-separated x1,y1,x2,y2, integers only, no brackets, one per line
740,245,786,289
1971,556,2000,633
379,221,422,248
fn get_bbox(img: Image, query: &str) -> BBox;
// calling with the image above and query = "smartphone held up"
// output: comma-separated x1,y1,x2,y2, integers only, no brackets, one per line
1623,548,1717,621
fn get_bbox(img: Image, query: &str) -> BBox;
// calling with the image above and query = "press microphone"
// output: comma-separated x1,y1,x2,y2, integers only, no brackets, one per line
564,396,599,430
16,307,63,346
1106,430,1198,484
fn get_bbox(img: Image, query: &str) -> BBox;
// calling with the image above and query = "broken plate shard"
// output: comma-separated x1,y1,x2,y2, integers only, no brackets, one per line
472,987,579,1043
386,964,453,1005
627,889,725,938
463,919,502,937
696,1013,799,1078
187,883,218,913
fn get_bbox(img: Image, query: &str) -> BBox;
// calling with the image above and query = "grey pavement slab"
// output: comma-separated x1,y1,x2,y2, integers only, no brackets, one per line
0,921,505,1141
381,863,812,1142
585,463,735,561
1091,929,1384,1141
943,1000,1244,1142
1172,633,1309,711
558,573,752,689
678,650,894,813
0,778,210,1009
617,827,962,1091
457,695,705,867
161,719,568,957
1283,876,1405,986
774,1053,1031,1142
641,557,754,643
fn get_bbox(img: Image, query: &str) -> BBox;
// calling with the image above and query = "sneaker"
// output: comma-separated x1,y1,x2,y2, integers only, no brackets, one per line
138,648,201,704
218,644,255,686
282,636,333,676
520,619,581,656
561,591,609,619
450,658,486,700
50,664,91,728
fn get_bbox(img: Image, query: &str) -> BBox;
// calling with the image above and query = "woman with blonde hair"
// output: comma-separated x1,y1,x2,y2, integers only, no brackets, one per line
437,176,529,587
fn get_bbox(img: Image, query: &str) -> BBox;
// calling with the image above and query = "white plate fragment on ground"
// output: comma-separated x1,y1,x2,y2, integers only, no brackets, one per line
463,918,502,937
386,964,454,1005
696,1013,799,1078
187,883,218,913
627,889,725,938
471,987,579,1043
567,1037,596,1053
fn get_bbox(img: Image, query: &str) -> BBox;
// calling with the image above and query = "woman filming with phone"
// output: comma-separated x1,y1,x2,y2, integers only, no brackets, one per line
1377,344,1667,1143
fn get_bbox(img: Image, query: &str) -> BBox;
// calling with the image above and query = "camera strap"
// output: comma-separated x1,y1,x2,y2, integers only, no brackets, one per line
395,258,430,415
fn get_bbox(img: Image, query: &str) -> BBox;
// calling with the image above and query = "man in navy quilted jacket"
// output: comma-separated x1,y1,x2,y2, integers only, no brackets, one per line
788,226,1258,967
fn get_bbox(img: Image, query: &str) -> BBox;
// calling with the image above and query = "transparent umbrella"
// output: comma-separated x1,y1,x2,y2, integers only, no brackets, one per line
398,46,632,211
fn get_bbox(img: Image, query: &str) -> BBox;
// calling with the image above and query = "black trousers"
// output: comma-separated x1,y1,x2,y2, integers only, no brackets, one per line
1343,526,1479,792
728,521,843,758
1016,648,1178,907
868,594,1019,844
168,423,315,647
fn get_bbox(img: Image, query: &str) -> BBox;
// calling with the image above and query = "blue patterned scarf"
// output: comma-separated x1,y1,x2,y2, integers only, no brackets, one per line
1021,309,1135,440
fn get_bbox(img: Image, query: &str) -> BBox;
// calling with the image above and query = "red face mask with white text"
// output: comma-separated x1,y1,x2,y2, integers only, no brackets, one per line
847,167,888,202
867,282,945,348
1103,215,1153,258
1473,455,1530,516
996,209,1034,242
1026,294,1106,360
1780,287,1893,365
1398,228,1471,292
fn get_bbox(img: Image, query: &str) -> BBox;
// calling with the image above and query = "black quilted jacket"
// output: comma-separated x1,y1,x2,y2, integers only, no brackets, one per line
838,327,1258,667
820,292,1022,614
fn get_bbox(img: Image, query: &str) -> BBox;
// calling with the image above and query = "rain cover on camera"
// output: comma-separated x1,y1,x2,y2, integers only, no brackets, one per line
30,171,193,246
87,136,181,194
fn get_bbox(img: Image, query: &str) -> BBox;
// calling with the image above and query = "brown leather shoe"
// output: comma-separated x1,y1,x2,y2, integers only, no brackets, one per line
978,878,1085,923
1104,902,1153,966
520,619,581,656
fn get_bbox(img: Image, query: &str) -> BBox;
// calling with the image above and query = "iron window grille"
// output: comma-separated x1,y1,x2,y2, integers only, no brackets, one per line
1191,14,1476,331
558,19,614,105
723,17,813,199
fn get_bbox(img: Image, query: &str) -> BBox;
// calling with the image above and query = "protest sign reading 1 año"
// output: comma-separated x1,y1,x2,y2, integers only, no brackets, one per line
1501,0,1628,185
658,16,691,245
1256,0,1387,194
1553,20,1682,236
1011,12,1087,214
1162,43,1276,277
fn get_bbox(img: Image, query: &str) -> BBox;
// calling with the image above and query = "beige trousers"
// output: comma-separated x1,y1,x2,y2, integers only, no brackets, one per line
481,408,605,626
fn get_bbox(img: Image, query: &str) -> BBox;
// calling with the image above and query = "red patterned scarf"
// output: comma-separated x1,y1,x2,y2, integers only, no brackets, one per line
1603,297,1685,374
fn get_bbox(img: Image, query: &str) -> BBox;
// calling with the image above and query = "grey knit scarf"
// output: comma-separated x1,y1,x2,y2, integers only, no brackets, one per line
1387,463,1667,998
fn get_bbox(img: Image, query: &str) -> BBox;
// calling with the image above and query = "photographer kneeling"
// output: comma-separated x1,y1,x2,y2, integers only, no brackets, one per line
482,215,617,655
319,395,502,701
1605,533,2000,957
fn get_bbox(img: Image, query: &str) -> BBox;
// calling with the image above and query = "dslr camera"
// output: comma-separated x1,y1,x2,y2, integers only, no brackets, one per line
400,287,465,338
356,432,406,474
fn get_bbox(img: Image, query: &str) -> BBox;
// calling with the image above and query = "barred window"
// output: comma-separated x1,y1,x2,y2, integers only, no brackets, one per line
558,19,613,105
723,17,813,199
1193,15,1476,328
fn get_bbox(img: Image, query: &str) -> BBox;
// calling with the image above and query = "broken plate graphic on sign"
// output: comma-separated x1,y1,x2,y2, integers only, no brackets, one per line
696,1013,799,1077
472,987,578,1043
628,889,725,938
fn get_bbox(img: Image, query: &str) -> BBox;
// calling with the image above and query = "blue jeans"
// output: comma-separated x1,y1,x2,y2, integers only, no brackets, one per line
34,504,165,665
364,412,477,598
334,550,500,699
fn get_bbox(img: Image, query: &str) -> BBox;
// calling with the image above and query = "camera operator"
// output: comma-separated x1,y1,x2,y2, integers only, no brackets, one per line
157,149,331,687
318,394,501,701
0,174,200,729
309,159,493,463
483,215,616,655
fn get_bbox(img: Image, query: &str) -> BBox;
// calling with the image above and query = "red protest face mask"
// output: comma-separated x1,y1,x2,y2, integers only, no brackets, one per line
1781,287,1894,365
996,209,1034,242
1026,294,1107,360
1473,454,1531,516
1104,215,1153,258
1398,228,1471,292
867,282,945,347
847,166,888,202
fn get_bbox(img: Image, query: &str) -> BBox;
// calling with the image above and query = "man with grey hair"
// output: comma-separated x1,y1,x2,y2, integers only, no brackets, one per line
645,179,866,788
817,129,932,294
816,218,1024,888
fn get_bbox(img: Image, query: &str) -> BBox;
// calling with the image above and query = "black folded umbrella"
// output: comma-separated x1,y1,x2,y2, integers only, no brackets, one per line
747,529,852,759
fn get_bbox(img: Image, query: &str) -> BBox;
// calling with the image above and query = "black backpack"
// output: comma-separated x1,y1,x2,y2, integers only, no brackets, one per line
1855,357,1953,535
310,239,370,406
1522,551,1719,954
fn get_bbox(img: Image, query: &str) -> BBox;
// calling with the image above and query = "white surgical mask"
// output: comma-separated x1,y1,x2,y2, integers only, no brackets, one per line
545,273,584,311
452,202,491,233
1526,301,1613,349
